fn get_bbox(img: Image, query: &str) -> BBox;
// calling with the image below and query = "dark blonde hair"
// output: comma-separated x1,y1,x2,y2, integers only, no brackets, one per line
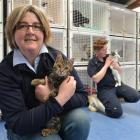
5,5,51,49
93,38,108,51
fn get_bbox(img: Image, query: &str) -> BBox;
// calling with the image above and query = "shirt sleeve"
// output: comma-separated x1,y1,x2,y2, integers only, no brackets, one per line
87,58,97,78
0,50,88,136
0,69,63,136
63,67,88,111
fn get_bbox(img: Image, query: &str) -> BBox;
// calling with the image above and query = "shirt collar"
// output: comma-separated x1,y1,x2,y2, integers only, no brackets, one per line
93,54,107,63
13,44,48,72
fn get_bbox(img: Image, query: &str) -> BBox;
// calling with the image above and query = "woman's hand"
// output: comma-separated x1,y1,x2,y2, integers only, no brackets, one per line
105,56,114,68
35,76,51,102
111,60,119,69
55,76,76,106
111,60,122,73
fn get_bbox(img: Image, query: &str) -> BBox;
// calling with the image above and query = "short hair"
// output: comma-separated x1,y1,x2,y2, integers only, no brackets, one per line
93,38,108,51
5,5,51,49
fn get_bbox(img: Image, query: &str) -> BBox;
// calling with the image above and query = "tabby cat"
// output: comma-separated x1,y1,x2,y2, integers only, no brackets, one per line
31,52,74,136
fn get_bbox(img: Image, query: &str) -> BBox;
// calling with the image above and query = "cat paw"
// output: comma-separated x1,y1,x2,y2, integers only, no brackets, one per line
31,79,45,86
41,128,57,136
88,106,97,112
118,83,121,86
88,95,105,113
97,101,105,113
115,83,121,87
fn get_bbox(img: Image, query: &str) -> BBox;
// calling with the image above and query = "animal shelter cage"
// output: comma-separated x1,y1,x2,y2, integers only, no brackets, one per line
137,39,140,65
69,0,109,34
121,65,136,89
11,0,67,28
3,0,140,90
110,36,136,64
137,65,140,90
110,6,136,37
69,30,107,65
74,66,95,94
40,0,67,28
69,31,92,65
48,28,67,56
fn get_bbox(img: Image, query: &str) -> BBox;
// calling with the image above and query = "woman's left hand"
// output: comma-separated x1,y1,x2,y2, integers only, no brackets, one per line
111,60,122,73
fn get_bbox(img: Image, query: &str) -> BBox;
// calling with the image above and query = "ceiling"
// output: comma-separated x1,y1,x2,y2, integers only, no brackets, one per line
106,0,130,5
104,0,140,9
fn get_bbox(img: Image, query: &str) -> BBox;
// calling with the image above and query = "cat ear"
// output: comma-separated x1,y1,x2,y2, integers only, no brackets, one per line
114,50,120,58
56,52,63,61
111,51,115,56
69,58,74,71
69,58,74,65
114,49,119,55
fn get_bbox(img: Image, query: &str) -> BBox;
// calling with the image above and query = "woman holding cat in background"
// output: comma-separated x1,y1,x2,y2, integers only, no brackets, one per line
87,38,140,118
0,5,90,140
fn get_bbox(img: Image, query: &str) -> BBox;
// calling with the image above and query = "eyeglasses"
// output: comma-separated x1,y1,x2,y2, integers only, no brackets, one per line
15,24,44,32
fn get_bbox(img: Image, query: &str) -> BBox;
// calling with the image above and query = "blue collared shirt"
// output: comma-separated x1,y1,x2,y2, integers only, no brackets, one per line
13,44,48,73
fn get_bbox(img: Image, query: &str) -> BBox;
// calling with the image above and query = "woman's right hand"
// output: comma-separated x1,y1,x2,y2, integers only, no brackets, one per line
55,76,76,106
105,56,113,68
35,76,51,102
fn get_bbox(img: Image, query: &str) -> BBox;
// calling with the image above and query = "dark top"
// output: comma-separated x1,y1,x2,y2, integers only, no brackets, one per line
87,55,116,91
0,46,88,136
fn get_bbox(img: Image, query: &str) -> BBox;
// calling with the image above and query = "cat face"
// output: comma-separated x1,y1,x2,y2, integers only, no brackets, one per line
110,51,120,61
53,52,74,77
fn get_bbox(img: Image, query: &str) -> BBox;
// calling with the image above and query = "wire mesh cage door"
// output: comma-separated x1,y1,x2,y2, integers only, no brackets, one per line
123,38,136,64
41,0,67,27
138,39,140,64
11,0,32,9
124,10,136,37
70,31,91,65
48,28,67,56
70,0,109,34
71,0,91,29
121,65,136,89
92,0,109,34
110,6,124,36
137,65,140,90
75,66,95,94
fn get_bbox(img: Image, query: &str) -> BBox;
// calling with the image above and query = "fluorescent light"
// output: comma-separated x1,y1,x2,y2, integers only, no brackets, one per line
132,6,140,12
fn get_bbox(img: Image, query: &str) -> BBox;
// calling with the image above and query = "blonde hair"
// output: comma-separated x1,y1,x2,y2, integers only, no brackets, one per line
93,38,108,51
5,5,51,49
